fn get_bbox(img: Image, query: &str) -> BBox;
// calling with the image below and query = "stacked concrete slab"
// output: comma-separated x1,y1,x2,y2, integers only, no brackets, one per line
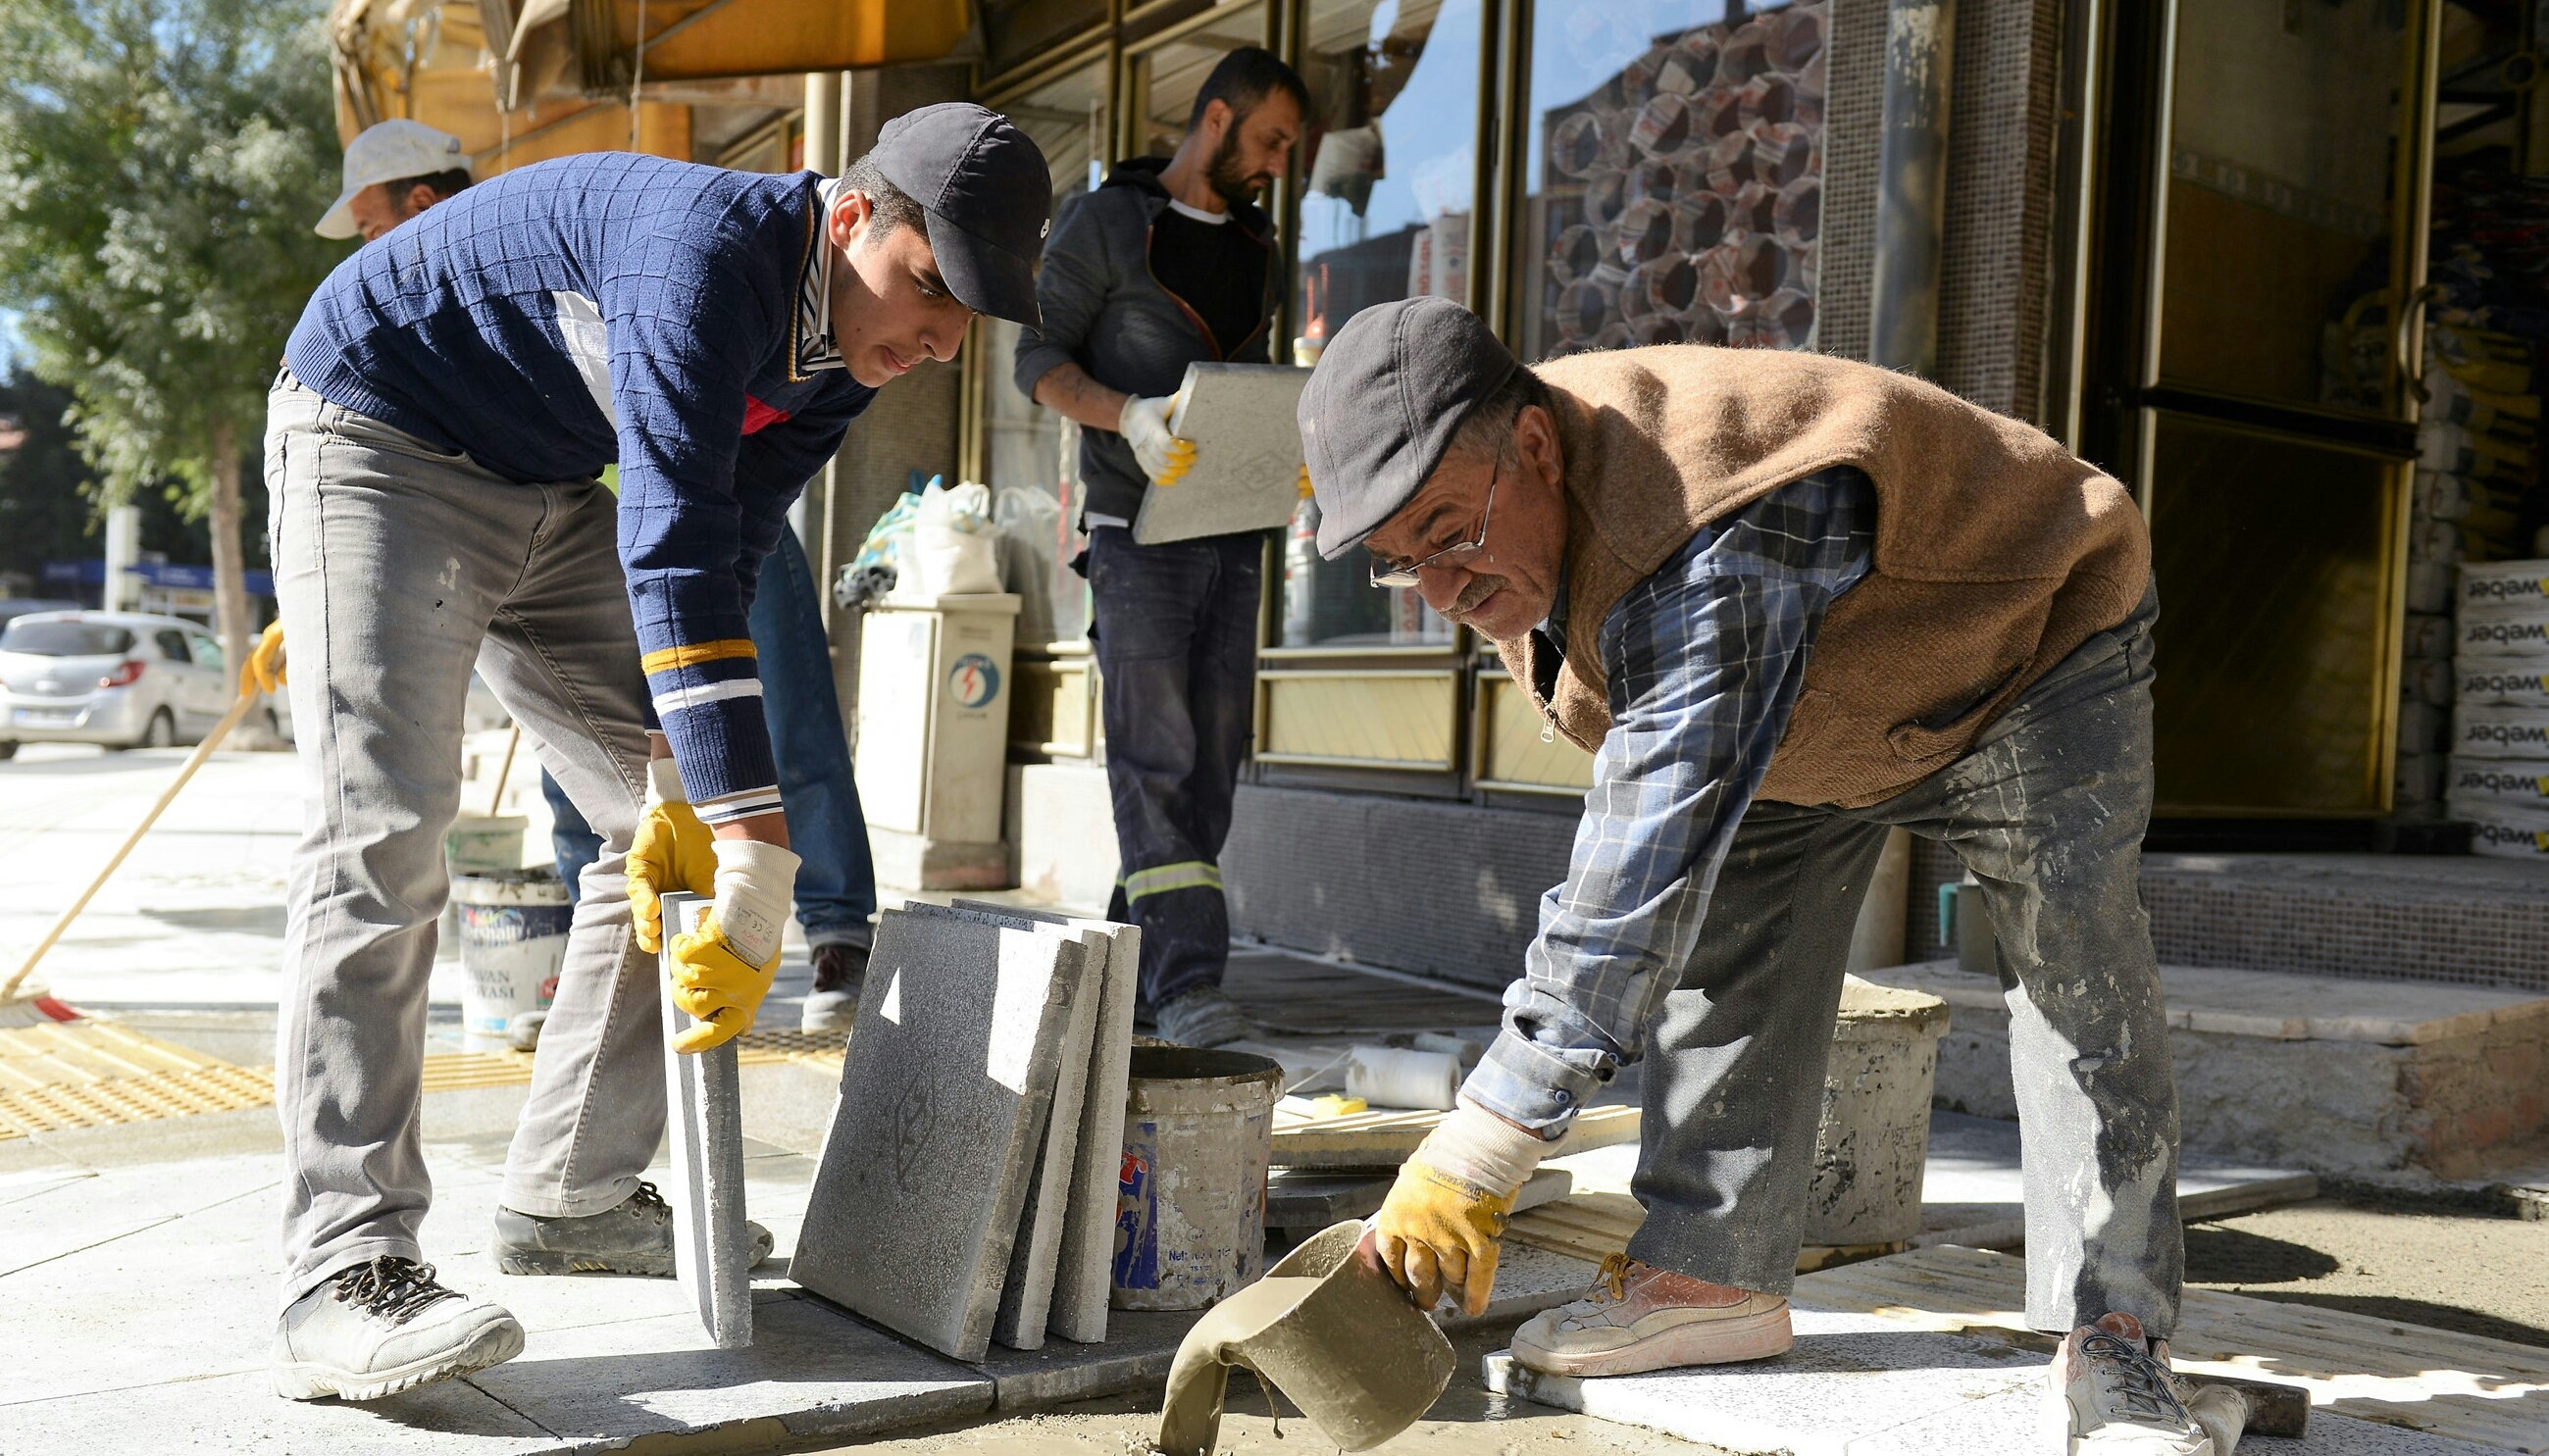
657,892,753,1349
952,900,1141,1347
793,902,1138,1361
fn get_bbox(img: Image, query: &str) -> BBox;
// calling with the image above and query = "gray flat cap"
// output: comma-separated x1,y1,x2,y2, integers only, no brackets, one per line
1299,296,1518,560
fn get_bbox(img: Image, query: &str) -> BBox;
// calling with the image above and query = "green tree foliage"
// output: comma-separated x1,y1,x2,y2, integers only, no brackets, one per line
0,0,342,690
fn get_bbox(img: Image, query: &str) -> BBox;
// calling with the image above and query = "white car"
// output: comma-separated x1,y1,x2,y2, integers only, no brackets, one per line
0,611,235,755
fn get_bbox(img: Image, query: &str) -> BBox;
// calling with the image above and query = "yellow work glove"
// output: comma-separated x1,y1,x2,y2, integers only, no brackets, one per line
247,622,287,695
1370,1099,1550,1317
1118,391,1196,485
666,838,798,1053
627,757,716,954
1297,463,1313,499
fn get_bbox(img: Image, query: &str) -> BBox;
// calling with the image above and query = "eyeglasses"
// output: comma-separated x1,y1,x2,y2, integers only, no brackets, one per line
1369,464,1500,588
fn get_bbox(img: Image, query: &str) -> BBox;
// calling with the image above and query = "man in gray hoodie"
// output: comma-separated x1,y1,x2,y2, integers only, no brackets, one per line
1012,47,1305,1047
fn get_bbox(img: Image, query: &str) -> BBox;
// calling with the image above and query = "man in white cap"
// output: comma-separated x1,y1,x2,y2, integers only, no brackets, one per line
315,119,474,243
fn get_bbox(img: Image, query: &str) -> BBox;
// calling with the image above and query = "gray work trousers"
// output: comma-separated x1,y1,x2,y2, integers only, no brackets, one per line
1624,587,2181,1338
266,377,665,1309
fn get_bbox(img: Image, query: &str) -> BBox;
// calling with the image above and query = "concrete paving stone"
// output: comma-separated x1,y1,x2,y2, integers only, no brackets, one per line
970,1306,1203,1411
1484,1309,2048,1453
658,892,752,1349
793,909,1087,1361
1455,1243,1604,1330
900,903,1106,1352
952,899,1141,1346
0,1368,559,1455
462,1288,992,1450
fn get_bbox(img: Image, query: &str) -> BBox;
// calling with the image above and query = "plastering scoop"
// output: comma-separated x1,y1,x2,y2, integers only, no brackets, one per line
1154,1221,1453,1456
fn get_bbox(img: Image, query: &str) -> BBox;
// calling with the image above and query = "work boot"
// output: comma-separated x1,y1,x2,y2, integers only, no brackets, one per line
2047,1312,2241,1455
1154,984,1255,1048
491,1180,773,1277
271,1256,524,1401
1509,1254,1792,1377
800,942,868,1034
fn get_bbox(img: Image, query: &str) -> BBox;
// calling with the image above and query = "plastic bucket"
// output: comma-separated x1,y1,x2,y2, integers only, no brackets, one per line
1112,1046,1285,1311
452,869,570,1052
1804,976,1950,1246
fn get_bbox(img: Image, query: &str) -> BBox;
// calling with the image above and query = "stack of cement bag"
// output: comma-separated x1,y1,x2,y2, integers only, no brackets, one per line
791,903,1139,1360
2449,559,2549,857
2400,327,2544,813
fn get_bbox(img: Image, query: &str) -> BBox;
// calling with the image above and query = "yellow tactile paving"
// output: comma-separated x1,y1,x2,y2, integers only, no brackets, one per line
0,1019,847,1140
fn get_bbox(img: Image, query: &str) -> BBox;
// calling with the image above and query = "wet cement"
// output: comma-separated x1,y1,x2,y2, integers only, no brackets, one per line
2187,1194,2549,1348
822,1326,1719,1456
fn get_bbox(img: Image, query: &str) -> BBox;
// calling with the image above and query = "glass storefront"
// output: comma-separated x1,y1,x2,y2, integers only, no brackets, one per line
986,56,1113,645
1511,0,1826,366
1281,0,1489,649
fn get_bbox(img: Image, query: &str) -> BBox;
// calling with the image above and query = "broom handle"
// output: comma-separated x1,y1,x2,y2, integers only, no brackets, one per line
0,687,259,1002
488,725,521,817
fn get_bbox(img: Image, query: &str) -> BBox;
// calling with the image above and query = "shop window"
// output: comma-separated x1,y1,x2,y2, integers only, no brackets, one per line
1509,1,1826,366
986,57,1112,647
1281,0,1488,650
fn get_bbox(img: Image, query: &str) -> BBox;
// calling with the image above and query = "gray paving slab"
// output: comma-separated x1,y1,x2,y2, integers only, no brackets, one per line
0,1367,559,1455
953,899,1141,1346
464,1288,992,1450
970,1306,1203,1410
1486,1312,2512,1455
793,908,1087,1361
1133,363,1311,544
902,901,1106,1351
658,892,752,1348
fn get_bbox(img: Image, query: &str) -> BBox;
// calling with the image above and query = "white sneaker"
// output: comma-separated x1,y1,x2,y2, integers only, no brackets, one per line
272,1257,524,1401
2047,1312,2238,1455
1510,1253,1792,1377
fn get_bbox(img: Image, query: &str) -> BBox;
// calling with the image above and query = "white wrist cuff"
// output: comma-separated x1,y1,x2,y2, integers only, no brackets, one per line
645,756,688,806
1412,1099,1549,1197
710,839,800,966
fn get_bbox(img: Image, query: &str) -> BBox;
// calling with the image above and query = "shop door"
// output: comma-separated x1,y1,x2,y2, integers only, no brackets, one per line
2082,0,2441,818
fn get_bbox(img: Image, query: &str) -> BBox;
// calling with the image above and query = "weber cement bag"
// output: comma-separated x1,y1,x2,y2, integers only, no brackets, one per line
2452,704,2549,758
2459,661,2549,707
2464,808,2549,860
2448,756,2549,815
2457,615,2549,660
2457,559,2549,619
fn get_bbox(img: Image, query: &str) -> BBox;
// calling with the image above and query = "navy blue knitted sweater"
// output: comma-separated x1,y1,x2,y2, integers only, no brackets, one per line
285,152,875,821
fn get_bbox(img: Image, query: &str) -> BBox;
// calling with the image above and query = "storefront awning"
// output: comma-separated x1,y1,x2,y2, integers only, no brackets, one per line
571,0,974,87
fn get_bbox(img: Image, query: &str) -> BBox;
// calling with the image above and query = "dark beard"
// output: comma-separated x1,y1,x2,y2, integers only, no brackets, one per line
1206,125,1265,208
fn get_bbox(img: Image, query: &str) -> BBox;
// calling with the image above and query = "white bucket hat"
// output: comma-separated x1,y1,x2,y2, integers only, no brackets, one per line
317,120,468,239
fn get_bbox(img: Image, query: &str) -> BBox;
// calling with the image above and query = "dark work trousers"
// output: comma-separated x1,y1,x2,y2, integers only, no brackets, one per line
1625,586,2183,1338
1086,527,1261,1009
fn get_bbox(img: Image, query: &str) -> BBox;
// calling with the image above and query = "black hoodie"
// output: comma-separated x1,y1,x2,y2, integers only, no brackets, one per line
1012,157,1280,527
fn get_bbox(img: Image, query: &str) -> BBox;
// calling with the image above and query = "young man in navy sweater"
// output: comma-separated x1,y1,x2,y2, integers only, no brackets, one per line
259,105,1048,1401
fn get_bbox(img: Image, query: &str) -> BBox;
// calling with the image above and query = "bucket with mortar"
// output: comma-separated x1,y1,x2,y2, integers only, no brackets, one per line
1805,975,1951,1246
1155,1220,1455,1456
1111,1045,1285,1311
452,868,570,1052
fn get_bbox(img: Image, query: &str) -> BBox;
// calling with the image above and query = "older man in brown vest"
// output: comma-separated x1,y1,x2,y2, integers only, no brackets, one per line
1300,299,2241,1456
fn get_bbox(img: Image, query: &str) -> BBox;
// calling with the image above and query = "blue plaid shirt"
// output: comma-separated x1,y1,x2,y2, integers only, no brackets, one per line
1464,467,1878,1135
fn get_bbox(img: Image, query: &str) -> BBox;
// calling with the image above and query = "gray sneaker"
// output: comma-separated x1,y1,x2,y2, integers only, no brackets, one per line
271,1257,523,1402
800,942,868,1034
492,1180,773,1277
1154,985,1255,1048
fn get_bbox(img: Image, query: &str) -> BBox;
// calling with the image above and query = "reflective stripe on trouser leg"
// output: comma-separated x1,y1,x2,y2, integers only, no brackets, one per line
1121,861,1224,902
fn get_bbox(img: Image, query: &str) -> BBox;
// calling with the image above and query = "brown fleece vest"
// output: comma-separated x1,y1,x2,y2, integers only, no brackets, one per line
1496,346,2151,809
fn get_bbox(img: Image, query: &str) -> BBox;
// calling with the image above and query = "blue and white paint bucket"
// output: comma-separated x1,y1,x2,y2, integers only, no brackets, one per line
452,869,571,1052
1111,1046,1284,1311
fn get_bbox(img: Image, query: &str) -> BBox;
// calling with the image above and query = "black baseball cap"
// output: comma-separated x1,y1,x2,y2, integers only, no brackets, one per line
1298,296,1519,560
870,102,1051,328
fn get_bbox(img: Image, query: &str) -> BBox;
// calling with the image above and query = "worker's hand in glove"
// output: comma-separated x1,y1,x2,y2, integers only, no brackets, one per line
627,757,717,954
247,622,287,695
1369,1099,1550,1317
1118,392,1196,485
667,838,798,1053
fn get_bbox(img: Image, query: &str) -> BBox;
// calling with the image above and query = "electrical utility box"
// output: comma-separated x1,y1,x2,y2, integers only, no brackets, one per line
854,592,1022,889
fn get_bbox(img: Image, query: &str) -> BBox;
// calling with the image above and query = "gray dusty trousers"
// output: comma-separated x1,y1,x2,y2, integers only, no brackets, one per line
266,377,666,1309
1623,587,2181,1338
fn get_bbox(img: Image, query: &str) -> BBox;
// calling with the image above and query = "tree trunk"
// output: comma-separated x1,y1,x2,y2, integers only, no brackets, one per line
206,416,258,745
